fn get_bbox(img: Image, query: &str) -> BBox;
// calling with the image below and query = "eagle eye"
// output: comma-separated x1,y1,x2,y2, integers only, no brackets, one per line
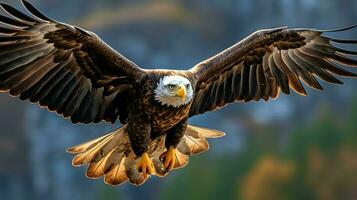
168,84,175,90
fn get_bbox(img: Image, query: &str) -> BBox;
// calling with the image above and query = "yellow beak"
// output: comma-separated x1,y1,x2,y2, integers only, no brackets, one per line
176,85,187,101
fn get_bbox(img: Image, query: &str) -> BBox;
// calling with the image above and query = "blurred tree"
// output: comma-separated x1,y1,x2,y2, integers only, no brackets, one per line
306,147,357,200
240,156,295,200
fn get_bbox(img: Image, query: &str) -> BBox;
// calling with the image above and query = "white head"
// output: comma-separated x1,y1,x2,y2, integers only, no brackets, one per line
154,75,194,107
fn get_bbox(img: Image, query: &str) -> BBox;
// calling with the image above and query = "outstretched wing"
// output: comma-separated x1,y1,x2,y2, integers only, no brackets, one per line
189,26,357,116
0,1,145,124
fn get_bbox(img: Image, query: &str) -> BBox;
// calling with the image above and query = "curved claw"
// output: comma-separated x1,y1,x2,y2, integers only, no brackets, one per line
136,153,155,178
162,146,177,171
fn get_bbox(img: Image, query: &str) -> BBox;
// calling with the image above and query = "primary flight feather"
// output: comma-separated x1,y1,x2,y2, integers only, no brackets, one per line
0,0,356,186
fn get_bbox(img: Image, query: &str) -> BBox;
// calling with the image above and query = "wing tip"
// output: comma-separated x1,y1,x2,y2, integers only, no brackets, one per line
0,1,39,23
0,0,52,23
0,2,9,10
21,0,54,22
320,24,357,33
293,24,357,34
0,2,16,13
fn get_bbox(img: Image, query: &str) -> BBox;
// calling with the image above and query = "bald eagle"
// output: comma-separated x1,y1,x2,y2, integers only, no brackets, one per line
0,1,356,186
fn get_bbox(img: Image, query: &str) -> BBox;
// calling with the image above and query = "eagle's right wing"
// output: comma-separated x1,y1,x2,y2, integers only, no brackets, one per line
0,1,145,124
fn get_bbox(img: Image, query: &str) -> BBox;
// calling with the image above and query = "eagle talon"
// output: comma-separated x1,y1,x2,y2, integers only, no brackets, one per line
136,153,155,178
162,146,177,171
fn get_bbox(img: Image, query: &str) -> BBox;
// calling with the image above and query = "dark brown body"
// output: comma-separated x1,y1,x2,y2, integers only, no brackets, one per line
126,70,195,156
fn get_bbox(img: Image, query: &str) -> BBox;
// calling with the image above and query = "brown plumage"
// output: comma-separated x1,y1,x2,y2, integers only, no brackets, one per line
0,0,356,186
189,27,357,115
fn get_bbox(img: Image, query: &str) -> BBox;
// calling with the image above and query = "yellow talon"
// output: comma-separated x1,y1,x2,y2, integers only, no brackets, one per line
136,153,155,178
163,146,177,170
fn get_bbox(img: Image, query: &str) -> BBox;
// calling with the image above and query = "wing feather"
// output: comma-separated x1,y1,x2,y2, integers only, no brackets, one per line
0,1,144,124
0,14,29,27
0,2,40,23
189,26,357,116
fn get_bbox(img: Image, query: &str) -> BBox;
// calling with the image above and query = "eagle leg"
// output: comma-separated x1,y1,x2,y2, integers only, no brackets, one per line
136,152,155,178
161,146,177,170
161,118,188,170
127,118,155,178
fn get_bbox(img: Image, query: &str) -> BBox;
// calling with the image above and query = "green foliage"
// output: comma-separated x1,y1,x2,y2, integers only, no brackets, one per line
159,100,357,200
95,184,122,200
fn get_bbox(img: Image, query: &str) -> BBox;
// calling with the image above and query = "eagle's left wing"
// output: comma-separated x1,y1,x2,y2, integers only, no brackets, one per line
189,26,357,116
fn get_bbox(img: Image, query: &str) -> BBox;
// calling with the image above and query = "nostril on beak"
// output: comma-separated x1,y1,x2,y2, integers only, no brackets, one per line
176,85,187,101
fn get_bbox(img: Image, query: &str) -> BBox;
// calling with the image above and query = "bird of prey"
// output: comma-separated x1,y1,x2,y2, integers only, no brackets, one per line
0,1,356,186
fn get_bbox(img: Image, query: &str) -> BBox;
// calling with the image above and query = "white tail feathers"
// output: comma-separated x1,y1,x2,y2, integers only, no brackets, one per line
67,124,225,186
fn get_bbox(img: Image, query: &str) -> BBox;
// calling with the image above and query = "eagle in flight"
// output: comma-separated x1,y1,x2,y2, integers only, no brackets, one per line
0,1,356,186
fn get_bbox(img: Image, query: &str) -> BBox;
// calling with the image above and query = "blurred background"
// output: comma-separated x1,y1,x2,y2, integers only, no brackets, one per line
0,0,357,199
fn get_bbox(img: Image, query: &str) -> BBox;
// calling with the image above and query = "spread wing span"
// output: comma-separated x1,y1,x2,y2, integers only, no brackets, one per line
189,26,357,116
0,0,144,124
